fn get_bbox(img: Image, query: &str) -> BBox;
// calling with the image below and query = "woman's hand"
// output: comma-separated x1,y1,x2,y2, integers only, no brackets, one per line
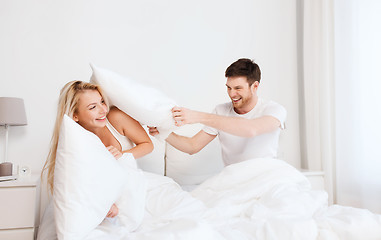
148,126,159,136
106,204,119,218
107,146,123,159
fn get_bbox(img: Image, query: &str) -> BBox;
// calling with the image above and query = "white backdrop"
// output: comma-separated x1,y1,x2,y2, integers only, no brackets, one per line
0,0,301,174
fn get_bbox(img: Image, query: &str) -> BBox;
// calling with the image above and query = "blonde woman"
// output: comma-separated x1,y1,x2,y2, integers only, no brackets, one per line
42,80,153,218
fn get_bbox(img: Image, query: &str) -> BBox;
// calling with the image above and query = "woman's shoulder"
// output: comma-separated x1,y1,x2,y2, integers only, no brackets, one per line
107,106,125,119
108,106,136,120
106,107,132,132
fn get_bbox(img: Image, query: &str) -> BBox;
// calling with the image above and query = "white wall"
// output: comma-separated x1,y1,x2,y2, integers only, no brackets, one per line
0,0,300,174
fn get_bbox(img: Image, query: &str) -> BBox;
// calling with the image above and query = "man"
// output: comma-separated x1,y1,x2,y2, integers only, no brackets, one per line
149,58,286,166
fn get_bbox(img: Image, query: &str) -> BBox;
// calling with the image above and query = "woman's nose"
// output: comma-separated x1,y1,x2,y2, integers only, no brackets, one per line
100,104,108,114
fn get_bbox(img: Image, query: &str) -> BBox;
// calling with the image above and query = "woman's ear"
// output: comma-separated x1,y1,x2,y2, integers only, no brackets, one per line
73,115,79,122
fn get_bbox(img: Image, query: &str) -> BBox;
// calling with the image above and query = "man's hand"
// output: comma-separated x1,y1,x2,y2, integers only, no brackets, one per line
172,107,200,127
107,146,123,159
106,204,119,218
148,126,159,136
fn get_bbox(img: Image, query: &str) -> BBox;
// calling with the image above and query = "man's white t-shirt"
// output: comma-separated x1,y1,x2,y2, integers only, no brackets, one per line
203,98,287,166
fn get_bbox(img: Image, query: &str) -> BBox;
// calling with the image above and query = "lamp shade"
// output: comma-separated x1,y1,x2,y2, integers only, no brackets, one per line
0,97,27,126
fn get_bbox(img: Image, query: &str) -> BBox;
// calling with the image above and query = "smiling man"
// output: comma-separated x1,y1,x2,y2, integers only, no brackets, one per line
149,58,286,166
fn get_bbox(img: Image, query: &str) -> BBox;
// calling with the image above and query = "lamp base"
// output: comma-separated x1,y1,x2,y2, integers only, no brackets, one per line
0,162,13,177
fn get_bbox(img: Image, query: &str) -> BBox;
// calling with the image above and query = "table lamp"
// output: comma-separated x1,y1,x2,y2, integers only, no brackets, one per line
0,97,27,180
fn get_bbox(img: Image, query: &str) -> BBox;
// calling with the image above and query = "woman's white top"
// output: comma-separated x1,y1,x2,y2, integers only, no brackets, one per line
106,118,134,151
106,118,137,169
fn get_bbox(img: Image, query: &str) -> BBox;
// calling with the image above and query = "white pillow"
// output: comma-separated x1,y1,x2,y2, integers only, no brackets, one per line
53,115,146,239
116,155,147,232
90,64,176,138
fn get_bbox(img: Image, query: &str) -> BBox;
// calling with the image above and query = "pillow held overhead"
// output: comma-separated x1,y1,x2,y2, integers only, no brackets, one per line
90,64,176,134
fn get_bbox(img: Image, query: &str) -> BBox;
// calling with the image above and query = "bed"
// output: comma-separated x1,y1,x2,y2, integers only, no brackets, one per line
35,122,381,240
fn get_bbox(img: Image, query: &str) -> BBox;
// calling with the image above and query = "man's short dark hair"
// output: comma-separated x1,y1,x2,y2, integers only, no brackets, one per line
225,58,261,85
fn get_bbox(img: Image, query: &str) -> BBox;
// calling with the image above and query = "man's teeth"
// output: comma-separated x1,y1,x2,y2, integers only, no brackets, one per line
98,116,106,120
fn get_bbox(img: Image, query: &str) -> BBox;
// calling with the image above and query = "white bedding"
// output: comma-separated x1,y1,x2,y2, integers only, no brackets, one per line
38,158,381,240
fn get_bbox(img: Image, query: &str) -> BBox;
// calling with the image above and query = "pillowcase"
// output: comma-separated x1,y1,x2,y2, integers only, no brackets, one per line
116,154,147,232
90,64,176,139
53,115,146,239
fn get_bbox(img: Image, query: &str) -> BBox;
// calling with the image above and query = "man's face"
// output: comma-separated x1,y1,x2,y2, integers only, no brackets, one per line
226,76,258,113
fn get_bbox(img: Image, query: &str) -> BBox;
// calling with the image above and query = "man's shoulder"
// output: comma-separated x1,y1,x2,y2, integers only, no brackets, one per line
258,98,287,124
259,99,286,112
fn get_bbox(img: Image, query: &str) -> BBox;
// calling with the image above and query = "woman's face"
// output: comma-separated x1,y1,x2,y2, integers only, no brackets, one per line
73,90,108,132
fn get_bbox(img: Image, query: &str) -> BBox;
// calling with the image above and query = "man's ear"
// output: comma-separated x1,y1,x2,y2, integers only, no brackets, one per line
251,81,259,91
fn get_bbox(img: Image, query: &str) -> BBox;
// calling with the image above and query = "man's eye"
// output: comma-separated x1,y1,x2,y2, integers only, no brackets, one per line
89,106,96,110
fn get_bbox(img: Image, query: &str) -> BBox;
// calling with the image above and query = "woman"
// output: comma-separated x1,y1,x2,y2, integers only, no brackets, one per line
42,80,153,218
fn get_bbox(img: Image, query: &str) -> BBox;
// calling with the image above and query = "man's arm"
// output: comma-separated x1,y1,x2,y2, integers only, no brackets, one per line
149,128,216,155
172,107,281,138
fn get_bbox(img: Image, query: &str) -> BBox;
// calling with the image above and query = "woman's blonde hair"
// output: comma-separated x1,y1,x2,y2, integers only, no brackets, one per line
41,80,109,194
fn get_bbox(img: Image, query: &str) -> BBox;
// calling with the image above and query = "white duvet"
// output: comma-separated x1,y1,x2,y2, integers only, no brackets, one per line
39,158,381,240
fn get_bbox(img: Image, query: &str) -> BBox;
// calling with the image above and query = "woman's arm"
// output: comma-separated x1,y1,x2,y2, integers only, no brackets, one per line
107,107,153,159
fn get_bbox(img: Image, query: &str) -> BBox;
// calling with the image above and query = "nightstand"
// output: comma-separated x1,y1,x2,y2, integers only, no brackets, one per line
0,174,39,240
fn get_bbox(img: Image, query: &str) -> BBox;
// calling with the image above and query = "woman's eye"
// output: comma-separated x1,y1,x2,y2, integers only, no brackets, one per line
89,106,96,110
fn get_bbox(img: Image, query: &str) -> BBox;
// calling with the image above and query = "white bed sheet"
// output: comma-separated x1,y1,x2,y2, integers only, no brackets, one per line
38,158,381,240
181,184,199,192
